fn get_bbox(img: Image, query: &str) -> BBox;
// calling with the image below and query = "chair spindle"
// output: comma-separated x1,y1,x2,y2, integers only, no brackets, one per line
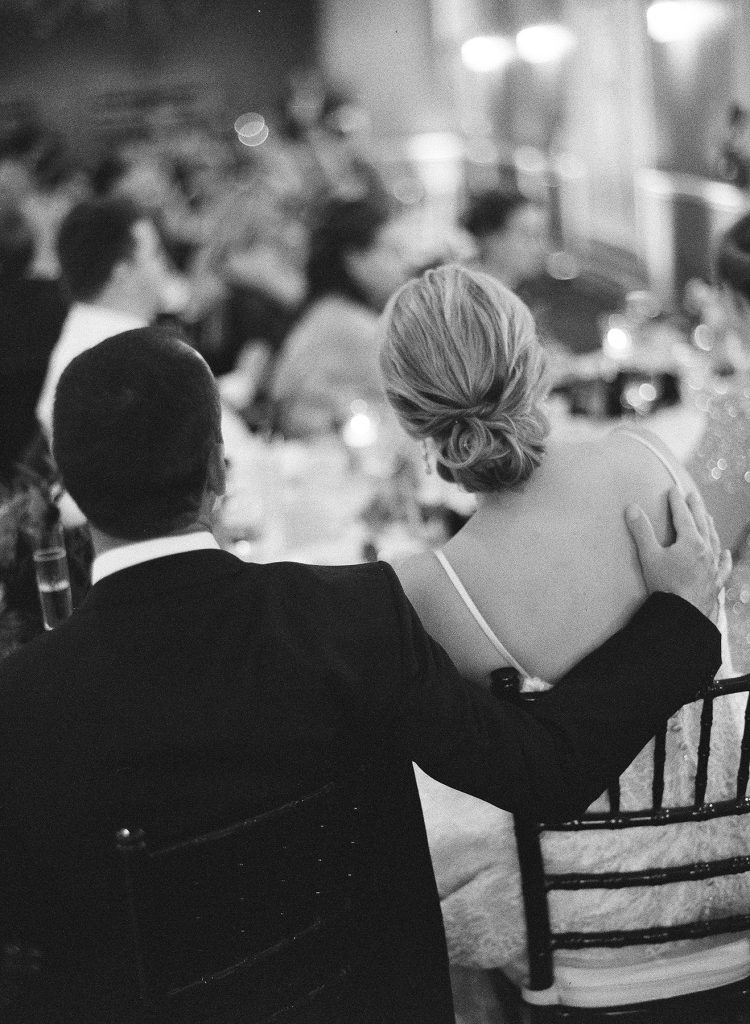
651,724,667,809
695,696,714,806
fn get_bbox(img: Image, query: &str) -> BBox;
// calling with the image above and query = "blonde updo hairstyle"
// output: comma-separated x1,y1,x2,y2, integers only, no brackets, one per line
380,263,550,492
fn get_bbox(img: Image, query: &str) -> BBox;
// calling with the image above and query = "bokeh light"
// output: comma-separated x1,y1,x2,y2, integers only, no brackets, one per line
516,23,576,64
238,125,269,147
234,112,269,147
646,1,727,43
460,35,515,73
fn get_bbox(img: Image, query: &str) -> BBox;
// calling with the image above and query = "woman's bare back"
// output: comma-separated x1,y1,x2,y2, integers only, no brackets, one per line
396,426,690,683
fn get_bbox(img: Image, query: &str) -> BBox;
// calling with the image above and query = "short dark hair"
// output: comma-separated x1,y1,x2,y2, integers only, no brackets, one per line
57,198,143,302
307,196,391,304
53,327,222,540
0,203,34,279
460,189,530,239
716,211,750,304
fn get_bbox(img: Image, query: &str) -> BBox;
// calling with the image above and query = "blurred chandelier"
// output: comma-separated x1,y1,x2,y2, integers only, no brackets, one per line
515,23,576,63
461,35,515,73
646,1,727,42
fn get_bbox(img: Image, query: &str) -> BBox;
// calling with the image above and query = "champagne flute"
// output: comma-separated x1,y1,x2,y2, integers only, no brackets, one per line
32,518,73,630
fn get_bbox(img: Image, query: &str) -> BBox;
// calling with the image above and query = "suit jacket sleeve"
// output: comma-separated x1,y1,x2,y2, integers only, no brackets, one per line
354,564,721,821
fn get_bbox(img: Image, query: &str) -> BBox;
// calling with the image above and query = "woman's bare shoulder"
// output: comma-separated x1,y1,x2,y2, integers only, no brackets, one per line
601,424,703,545
605,423,697,494
390,550,441,607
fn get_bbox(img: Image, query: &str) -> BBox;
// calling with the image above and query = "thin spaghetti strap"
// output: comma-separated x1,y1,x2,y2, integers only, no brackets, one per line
611,427,684,492
433,549,529,678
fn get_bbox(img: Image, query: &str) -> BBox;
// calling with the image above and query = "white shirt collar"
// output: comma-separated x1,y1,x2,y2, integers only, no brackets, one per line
91,531,220,584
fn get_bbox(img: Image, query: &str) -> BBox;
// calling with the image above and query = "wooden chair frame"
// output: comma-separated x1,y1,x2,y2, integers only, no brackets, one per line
116,779,364,1023
503,671,750,1022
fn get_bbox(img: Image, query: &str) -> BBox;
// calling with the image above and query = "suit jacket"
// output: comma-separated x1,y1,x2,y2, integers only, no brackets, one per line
0,550,720,1022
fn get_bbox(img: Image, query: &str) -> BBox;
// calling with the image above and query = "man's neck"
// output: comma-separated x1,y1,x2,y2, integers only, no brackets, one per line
90,521,215,560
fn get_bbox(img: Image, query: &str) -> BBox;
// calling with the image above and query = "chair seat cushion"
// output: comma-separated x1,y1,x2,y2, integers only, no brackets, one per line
522,933,750,1007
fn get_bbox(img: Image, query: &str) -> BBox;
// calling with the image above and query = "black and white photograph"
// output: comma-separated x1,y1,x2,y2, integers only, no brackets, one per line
1,2,750,1022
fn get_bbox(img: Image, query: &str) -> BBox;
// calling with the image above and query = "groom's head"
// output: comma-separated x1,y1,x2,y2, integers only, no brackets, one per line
53,326,224,541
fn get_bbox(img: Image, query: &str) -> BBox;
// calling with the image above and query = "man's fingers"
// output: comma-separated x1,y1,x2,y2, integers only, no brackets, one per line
717,548,733,591
625,504,659,562
685,490,711,545
669,488,700,542
707,514,721,561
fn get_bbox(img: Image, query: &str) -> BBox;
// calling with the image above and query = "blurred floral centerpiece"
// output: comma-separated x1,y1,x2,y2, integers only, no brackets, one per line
0,469,92,656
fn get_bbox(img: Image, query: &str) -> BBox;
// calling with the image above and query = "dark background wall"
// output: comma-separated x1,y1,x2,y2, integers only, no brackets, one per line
0,0,318,156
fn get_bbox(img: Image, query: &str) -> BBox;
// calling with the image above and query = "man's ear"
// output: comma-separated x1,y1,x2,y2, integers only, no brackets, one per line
206,440,227,499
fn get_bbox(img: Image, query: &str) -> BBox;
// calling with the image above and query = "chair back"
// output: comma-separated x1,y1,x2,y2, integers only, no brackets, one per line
116,777,365,1024
506,670,750,1019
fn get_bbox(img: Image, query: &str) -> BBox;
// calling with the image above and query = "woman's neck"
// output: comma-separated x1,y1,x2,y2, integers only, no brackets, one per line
471,427,567,510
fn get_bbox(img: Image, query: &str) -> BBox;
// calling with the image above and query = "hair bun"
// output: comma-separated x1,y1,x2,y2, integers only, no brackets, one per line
437,407,546,489
380,263,550,492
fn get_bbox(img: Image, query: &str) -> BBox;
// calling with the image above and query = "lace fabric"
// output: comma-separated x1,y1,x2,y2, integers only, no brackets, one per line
419,425,749,984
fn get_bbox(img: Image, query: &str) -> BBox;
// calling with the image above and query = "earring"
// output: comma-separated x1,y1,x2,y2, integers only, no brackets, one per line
422,439,432,475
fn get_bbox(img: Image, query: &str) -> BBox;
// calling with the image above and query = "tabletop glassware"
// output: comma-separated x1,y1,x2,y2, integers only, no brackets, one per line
32,519,73,630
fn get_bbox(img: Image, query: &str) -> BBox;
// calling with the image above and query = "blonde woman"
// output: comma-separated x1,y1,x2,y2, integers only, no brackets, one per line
379,264,748,1018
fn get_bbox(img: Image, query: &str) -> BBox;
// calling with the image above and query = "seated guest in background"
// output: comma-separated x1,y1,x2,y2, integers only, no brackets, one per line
0,203,67,481
188,171,307,377
462,189,549,292
380,264,746,1021
0,326,726,1023
461,188,621,354
91,145,208,275
271,195,410,437
35,197,173,437
21,135,88,281
687,209,750,671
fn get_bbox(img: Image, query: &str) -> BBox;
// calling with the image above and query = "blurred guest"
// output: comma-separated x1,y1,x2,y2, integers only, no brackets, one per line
189,172,307,377
271,195,410,437
714,102,750,190
22,134,88,280
462,189,548,291
380,264,744,1021
0,203,67,481
91,144,205,275
0,120,42,203
686,210,750,669
35,198,172,437
687,211,750,553
461,188,622,354
277,67,388,213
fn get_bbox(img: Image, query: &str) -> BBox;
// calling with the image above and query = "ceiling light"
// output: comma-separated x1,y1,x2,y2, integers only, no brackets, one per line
461,35,515,73
516,23,576,64
646,1,727,43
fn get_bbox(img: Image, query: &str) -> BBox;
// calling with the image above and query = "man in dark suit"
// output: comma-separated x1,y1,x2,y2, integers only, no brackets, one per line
0,327,727,1023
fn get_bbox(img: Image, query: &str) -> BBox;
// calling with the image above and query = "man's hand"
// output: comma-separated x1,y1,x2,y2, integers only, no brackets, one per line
625,487,732,620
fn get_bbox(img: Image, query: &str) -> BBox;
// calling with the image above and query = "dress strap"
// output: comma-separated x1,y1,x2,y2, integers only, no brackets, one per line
611,427,684,491
433,549,530,678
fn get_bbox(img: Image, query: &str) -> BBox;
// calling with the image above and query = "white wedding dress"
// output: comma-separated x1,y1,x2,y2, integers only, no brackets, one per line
416,429,750,995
